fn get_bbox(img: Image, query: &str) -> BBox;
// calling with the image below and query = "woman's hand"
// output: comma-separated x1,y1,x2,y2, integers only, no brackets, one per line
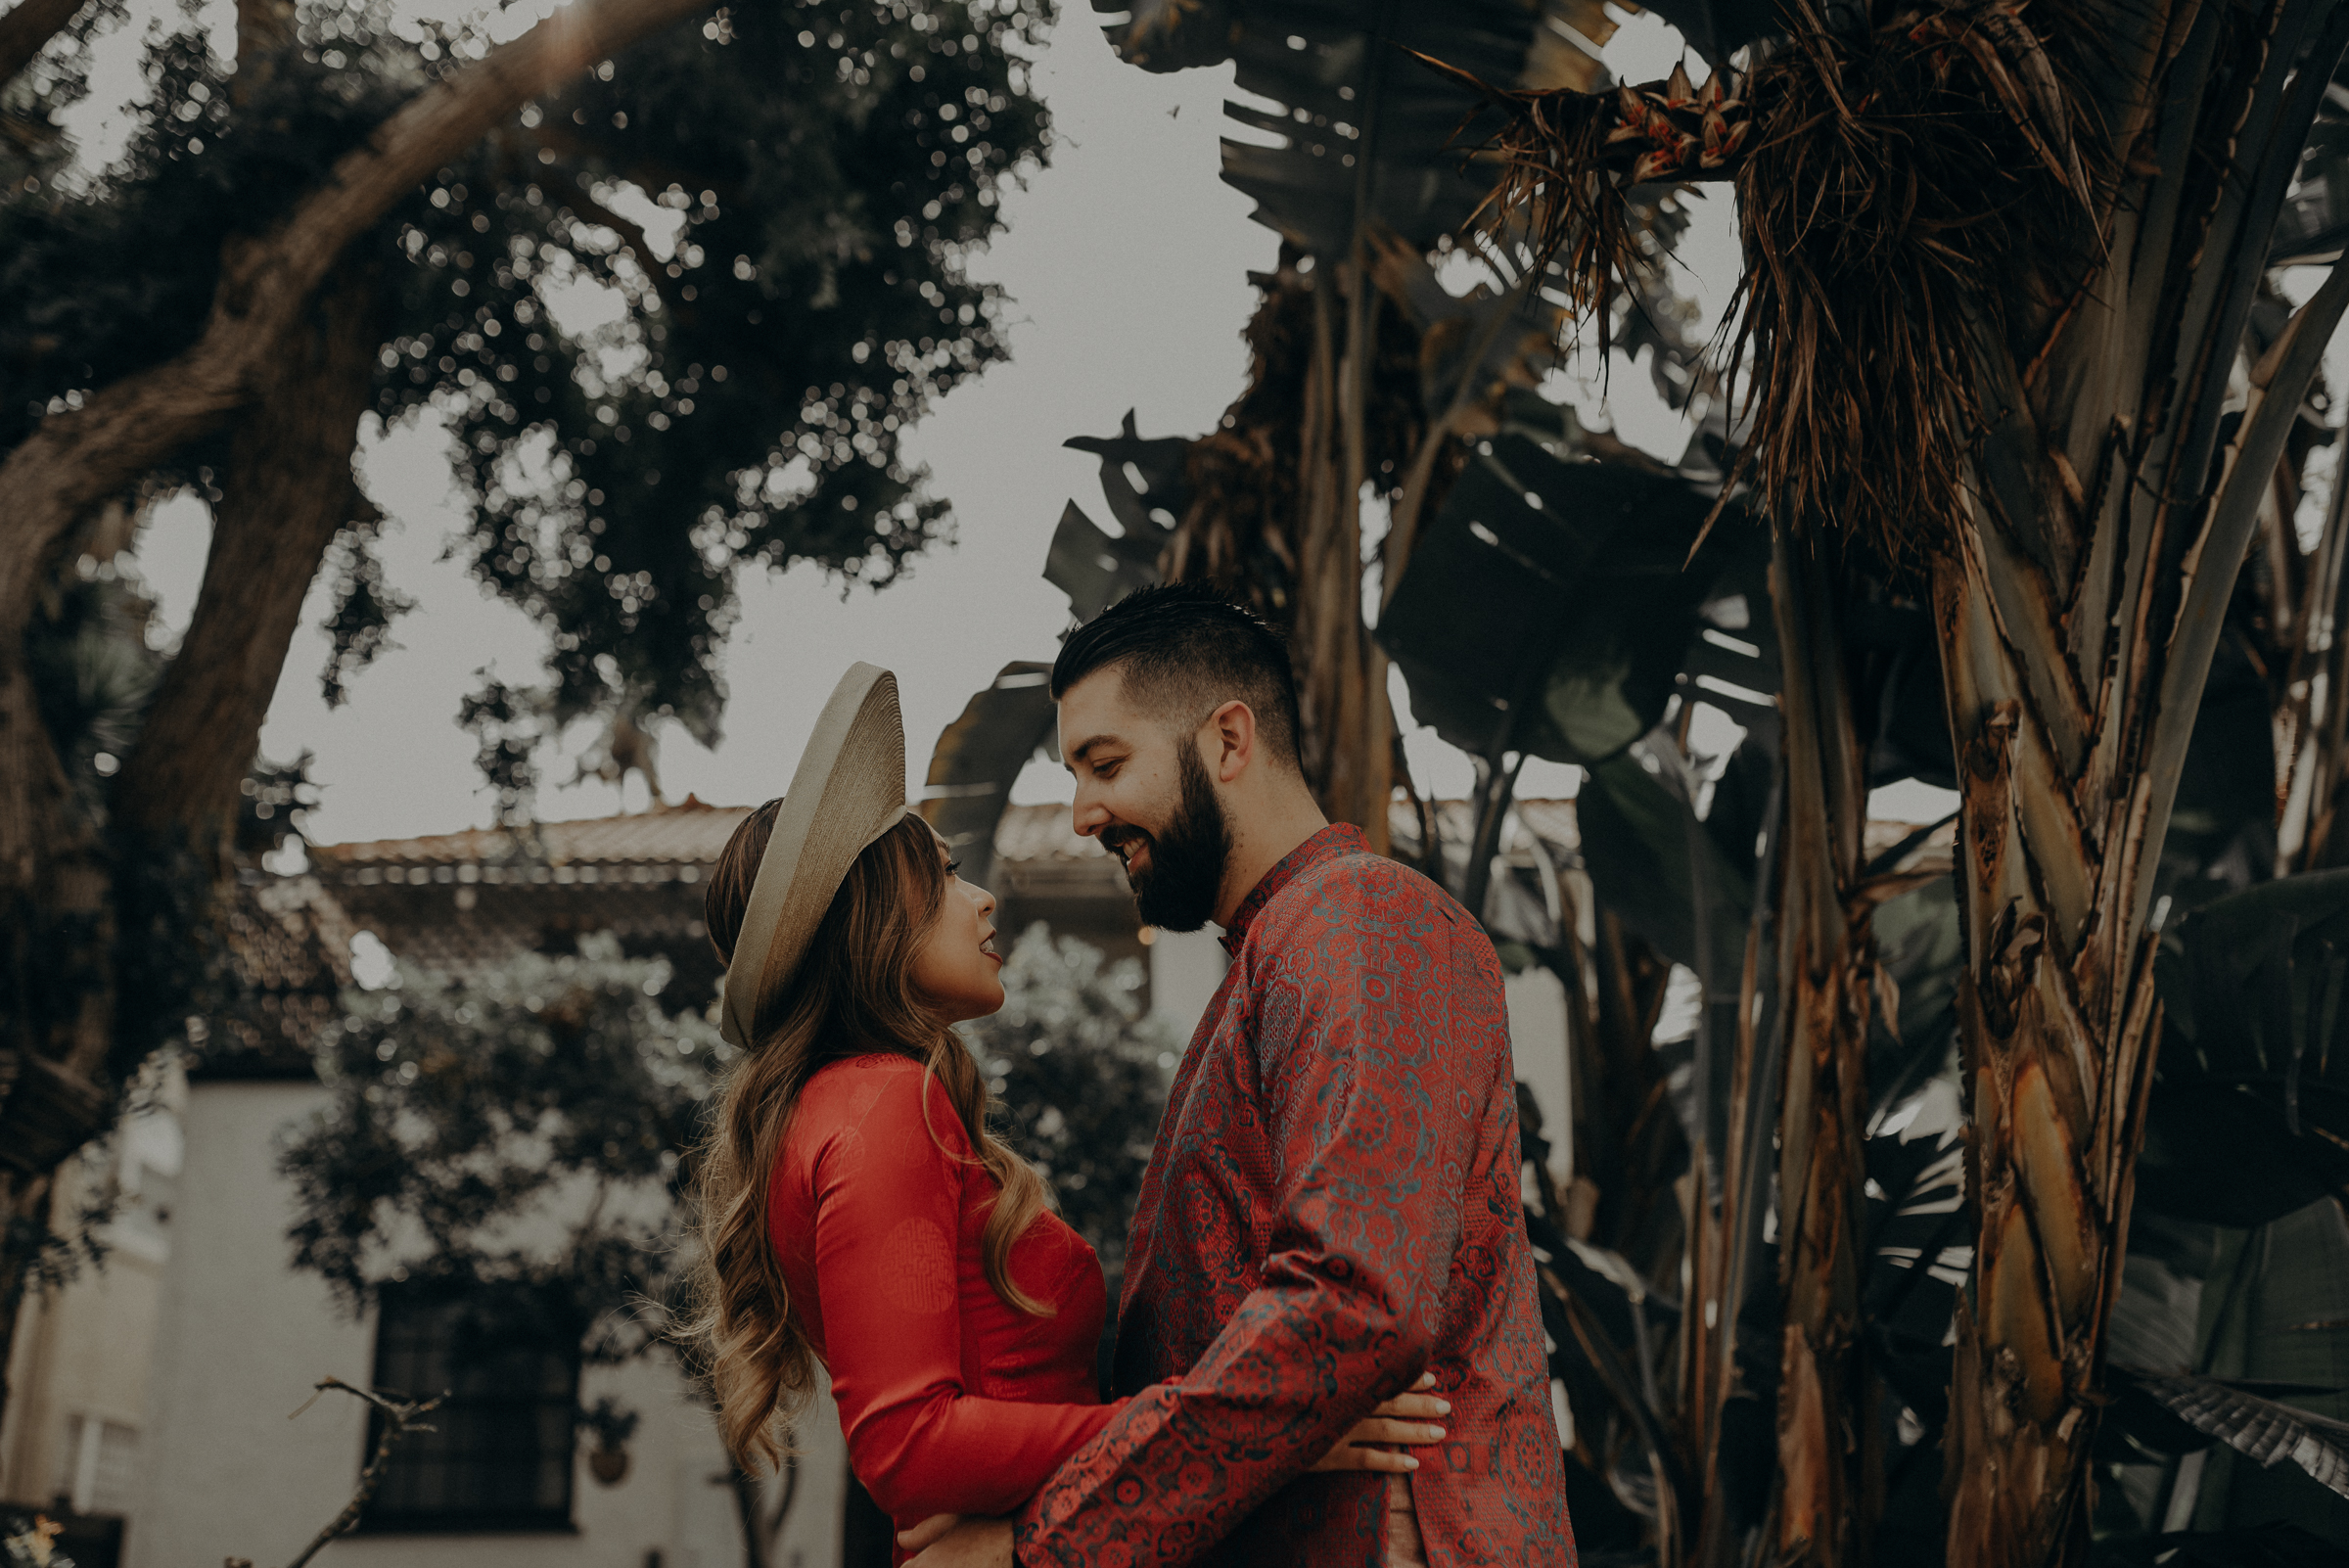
899,1516,1011,1568
897,1514,966,1554
1308,1370,1451,1473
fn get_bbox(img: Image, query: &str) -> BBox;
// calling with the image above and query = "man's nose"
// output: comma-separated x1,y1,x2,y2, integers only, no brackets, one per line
1070,787,1108,839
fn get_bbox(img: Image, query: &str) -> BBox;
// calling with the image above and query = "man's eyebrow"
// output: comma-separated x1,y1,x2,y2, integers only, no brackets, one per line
1064,732,1123,768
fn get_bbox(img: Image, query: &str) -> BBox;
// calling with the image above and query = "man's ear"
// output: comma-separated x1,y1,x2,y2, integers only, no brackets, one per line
1206,700,1255,784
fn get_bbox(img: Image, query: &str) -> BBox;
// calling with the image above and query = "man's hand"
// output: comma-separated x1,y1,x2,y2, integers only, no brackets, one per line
899,1515,1013,1568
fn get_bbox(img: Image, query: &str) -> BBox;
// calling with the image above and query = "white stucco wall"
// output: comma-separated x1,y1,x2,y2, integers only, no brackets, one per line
1503,966,1573,1176
1147,926,1228,1039
129,1081,825,1568
1,1065,184,1518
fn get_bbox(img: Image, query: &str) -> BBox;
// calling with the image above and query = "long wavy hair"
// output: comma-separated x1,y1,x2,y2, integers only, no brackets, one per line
685,805,1052,1470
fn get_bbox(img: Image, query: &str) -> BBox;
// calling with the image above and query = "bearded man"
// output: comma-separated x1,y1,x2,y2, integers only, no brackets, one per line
904,584,1575,1567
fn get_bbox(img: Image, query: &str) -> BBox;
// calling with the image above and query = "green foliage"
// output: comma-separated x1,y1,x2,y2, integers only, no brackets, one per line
0,0,1055,769
2141,870,2349,1227
960,923,1175,1283
1379,408,1771,774
280,935,721,1361
23,567,161,814
283,922,1174,1390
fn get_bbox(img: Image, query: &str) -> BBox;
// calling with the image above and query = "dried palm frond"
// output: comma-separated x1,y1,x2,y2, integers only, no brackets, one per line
1433,0,2105,559
1422,51,1744,361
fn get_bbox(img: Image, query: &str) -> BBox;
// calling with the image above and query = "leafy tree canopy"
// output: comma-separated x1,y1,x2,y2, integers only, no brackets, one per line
281,937,716,1361
958,922,1174,1284
1,0,1052,799
281,924,1173,1381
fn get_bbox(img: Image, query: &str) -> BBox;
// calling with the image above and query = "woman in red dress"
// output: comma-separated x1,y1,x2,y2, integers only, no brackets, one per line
683,666,1442,1563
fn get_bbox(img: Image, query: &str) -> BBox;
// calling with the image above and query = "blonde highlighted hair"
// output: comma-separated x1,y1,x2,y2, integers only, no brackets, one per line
684,807,1051,1470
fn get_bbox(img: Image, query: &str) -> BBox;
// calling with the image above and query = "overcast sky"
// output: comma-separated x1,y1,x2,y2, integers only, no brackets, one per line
95,2,1799,849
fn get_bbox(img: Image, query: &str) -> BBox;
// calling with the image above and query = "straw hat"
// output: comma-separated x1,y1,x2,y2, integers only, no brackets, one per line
718,663,910,1047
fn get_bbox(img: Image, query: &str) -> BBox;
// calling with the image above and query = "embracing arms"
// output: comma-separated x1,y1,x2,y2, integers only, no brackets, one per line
1007,873,1488,1565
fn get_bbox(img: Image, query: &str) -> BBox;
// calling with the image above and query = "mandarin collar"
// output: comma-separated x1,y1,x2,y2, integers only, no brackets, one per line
1217,823,1369,954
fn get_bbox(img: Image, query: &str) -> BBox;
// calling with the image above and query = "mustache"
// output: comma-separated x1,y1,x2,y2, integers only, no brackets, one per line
1099,824,1151,855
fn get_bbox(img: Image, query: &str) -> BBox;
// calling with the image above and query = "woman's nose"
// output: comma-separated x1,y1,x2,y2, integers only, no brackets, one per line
971,881,997,917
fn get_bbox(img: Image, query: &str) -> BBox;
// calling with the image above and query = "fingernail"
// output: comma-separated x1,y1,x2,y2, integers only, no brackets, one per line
1404,1455,1419,1469
1425,1426,1447,1441
1436,1400,1451,1414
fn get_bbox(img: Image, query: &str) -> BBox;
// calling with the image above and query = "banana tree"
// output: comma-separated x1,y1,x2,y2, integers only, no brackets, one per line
1458,1,2349,1560
1072,0,1724,841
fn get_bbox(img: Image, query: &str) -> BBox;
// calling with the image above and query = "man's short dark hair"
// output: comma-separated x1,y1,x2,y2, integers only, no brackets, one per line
1050,583,1304,771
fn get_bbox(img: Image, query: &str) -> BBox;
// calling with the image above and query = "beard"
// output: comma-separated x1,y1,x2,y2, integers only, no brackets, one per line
1107,741,1232,933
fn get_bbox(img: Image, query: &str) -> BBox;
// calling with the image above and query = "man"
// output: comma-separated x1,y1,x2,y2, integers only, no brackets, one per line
909,584,1574,1566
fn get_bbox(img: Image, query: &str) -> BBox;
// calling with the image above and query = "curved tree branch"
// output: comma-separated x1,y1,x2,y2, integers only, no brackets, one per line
111,265,379,851
0,0,710,881
0,0,712,638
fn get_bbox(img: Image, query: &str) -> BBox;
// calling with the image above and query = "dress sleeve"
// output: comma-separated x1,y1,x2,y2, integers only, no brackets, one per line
1016,865,1481,1566
810,1064,1119,1521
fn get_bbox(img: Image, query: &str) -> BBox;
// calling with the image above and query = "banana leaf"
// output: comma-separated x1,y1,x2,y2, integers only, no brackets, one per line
1091,0,1564,258
1629,0,1789,69
2157,628,2282,912
2109,1368,2349,1499
1064,409,1192,540
1376,405,1771,769
1865,868,1962,1120
2096,1523,2349,1567
1576,745,1754,984
1043,409,1187,624
2266,56,2349,267
2138,870,2349,1226
2170,1202,2349,1544
1044,501,1166,626
1863,1076,1969,1427
917,663,1057,893
1843,595,1956,789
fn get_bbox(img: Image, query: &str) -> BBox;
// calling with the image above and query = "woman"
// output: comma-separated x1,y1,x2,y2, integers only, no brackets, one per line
686,666,1445,1563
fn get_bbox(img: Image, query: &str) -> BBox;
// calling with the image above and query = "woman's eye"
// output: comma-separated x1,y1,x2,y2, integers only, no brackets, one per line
945,859,962,875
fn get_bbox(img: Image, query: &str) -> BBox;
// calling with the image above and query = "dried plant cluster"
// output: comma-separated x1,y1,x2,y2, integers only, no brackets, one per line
1463,0,2104,559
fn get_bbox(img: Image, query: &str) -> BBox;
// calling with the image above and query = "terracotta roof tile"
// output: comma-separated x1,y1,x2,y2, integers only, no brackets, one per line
305,799,1591,872
309,795,759,869
306,793,1944,880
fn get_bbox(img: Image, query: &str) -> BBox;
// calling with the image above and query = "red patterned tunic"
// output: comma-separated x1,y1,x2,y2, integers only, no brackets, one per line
1015,825,1576,1566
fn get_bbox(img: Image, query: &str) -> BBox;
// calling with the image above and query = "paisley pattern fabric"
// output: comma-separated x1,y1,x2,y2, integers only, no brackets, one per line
1016,826,1576,1567
769,1053,1118,1547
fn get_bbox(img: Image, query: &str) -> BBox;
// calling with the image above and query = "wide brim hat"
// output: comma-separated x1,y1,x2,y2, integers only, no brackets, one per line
719,663,910,1047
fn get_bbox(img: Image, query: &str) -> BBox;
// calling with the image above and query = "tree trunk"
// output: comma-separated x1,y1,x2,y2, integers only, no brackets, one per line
1763,531,1877,1566
0,267,378,1441
1931,10,2349,1555
1931,527,2168,1568
1286,266,1395,843
112,266,379,853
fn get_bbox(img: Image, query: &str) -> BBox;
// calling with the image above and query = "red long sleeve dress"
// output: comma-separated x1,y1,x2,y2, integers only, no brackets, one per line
768,1051,1120,1561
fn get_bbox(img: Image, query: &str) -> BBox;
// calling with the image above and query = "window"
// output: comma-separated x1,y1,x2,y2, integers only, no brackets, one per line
360,1286,579,1534
53,1414,138,1516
